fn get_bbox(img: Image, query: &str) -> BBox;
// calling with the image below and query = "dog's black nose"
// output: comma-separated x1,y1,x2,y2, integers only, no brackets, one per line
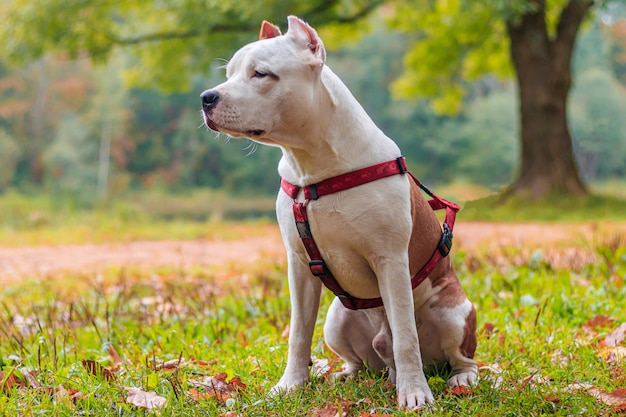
200,89,221,110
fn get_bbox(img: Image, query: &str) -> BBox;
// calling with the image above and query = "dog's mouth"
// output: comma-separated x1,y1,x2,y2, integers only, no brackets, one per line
205,117,219,132
204,115,266,138
246,129,266,137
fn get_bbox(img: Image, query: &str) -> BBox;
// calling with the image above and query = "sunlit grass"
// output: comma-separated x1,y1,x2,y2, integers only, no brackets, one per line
0,189,276,246
462,193,626,222
1,239,624,416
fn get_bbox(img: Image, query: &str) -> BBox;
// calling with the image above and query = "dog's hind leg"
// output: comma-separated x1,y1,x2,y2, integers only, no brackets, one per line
442,300,478,387
324,298,386,379
417,291,478,388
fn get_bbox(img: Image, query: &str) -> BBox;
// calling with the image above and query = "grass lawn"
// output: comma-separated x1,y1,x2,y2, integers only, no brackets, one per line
1,233,625,416
1,190,625,415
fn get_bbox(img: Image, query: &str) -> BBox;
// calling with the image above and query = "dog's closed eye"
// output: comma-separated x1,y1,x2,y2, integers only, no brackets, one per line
253,70,278,80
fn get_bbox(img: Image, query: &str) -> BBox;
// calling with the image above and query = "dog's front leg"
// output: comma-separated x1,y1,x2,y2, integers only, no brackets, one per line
271,256,322,395
375,259,434,409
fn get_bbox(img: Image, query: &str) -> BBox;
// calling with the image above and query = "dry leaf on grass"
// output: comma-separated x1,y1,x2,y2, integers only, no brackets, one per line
447,385,473,396
311,402,339,417
482,322,496,338
125,387,168,410
155,358,186,371
566,383,626,411
311,356,340,378
108,344,123,367
188,373,246,403
605,323,626,347
599,346,626,363
584,315,616,331
479,363,505,389
0,369,40,392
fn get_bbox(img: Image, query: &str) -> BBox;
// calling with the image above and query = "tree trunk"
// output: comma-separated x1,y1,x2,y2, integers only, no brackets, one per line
504,0,591,199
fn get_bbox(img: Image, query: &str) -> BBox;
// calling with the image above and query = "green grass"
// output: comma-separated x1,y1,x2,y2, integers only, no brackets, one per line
1,239,625,415
461,193,626,222
2,183,626,246
0,190,276,246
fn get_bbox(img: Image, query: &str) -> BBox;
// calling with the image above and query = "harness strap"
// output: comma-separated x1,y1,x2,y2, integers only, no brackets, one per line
282,157,459,310
281,157,409,201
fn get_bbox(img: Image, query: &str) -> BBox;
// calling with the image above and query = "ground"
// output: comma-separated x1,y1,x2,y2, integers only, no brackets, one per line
2,221,623,285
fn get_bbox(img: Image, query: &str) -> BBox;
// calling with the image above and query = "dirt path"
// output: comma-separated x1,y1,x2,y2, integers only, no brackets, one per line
1,222,624,285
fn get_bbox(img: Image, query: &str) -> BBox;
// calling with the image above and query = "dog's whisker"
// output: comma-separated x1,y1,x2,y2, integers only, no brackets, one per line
242,140,258,156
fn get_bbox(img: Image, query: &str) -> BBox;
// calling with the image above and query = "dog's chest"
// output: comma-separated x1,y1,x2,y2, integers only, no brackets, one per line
276,179,414,299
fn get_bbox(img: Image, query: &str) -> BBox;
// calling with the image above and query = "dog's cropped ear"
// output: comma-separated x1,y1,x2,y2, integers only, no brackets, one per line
286,15,326,66
259,20,282,40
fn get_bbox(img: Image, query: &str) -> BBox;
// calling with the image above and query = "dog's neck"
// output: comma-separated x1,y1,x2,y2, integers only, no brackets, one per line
277,66,401,187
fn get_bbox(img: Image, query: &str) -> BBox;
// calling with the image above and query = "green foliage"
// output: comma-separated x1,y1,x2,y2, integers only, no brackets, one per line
0,3,624,203
569,68,626,181
0,0,384,92
388,0,514,114
0,129,19,191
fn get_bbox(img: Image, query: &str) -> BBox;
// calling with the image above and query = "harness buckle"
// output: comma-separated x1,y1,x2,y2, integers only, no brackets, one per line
438,223,453,257
309,259,328,277
396,156,408,174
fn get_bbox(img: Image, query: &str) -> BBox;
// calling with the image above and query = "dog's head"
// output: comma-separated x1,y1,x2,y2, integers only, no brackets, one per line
200,16,328,146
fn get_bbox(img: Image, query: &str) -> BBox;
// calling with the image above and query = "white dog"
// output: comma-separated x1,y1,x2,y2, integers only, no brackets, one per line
201,16,477,409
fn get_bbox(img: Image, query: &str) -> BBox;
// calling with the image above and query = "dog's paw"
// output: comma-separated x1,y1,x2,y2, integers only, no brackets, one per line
447,369,478,388
269,374,310,397
397,384,435,410
396,372,434,410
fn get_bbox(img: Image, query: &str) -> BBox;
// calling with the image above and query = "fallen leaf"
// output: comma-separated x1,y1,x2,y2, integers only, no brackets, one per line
482,322,496,338
188,388,212,401
0,369,39,392
219,412,239,417
498,333,506,348
566,383,626,410
479,363,505,389
550,349,572,366
311,357,331,378
156,358,187,371
189,357,216,367
544,393,561,404
108,345,122,367
311,402,338,417
599,346,626,363
584,315,616,331
188,373,246,403
517,371,550,391
81,360,116,382
605,323,626,347
447,385,473,396
125,387,168,410
1,370,20,392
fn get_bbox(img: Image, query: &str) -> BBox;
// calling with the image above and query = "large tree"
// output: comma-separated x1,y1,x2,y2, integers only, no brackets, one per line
389,0,609,198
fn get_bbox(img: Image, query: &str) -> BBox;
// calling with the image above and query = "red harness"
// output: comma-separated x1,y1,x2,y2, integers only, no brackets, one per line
280,157,459,310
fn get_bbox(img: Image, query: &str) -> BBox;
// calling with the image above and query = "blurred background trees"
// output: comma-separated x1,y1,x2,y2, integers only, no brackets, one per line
0,0,624,204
